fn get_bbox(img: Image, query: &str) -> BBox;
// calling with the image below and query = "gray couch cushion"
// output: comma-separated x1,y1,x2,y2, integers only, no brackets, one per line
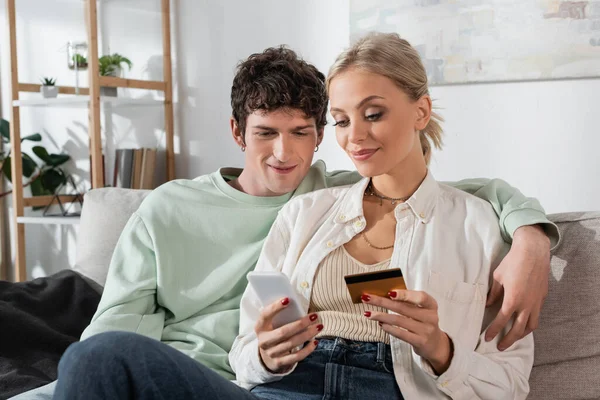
529,211,600,399
73,188,151,287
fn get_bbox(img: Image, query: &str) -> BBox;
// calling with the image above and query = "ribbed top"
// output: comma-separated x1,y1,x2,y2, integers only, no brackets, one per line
310,246,391,344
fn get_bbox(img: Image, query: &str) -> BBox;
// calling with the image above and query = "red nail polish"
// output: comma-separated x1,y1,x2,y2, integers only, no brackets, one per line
309,314,318,321
316,324,324,331
361,294,371,302
388,291,397,298
314,340,319,347
281,298,290,306
363,311,371,317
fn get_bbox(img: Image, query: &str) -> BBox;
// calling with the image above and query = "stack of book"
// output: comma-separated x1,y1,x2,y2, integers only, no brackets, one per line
113,148,157,189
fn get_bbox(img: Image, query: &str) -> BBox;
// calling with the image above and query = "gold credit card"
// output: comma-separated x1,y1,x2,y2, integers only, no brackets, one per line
344,268,406,304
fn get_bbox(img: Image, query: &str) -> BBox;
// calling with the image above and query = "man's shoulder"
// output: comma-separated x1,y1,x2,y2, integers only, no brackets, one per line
136,172,225,217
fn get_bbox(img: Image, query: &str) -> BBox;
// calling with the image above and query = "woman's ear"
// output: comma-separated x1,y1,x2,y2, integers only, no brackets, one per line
415,95,432,131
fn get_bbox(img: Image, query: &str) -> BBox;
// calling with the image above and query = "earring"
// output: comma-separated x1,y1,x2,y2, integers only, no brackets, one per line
241,146,246,152
314,146,319,153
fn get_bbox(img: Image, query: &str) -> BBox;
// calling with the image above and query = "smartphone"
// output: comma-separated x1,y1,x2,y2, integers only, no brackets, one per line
247,271,306,329
344,268,406,304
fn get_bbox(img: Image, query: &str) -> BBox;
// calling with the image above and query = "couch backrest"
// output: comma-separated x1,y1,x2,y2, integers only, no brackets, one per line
73,188,151,287
528,211,600,399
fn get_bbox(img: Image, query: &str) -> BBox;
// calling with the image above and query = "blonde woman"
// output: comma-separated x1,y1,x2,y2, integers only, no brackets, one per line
230,32,533,399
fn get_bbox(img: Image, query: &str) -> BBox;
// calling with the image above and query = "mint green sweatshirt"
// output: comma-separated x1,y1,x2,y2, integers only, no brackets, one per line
80,160,559,380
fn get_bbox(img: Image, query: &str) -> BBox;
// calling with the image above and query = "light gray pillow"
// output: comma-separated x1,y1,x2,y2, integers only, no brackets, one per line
73,188,151,287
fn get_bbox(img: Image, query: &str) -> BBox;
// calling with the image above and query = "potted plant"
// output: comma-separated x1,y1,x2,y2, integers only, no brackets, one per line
70,54,88,69
40,77,58,98
0,118,71,205
99,53,132,97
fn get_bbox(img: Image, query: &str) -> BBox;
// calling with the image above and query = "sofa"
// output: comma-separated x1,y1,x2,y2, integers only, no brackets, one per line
72,188,600,399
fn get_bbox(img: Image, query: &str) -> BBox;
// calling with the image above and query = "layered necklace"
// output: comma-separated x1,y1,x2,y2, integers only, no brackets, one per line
361,180,409,250
363,179,410,206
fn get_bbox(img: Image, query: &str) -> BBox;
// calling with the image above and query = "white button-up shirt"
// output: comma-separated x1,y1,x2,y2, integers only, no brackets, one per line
230,172,533,400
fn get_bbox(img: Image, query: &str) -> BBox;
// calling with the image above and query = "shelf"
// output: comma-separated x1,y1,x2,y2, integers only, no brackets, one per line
13,96,165,108
68,0,162,13
17,216,81,225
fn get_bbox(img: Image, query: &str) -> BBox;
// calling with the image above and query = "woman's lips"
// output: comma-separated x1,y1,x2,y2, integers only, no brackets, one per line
350,149,378,161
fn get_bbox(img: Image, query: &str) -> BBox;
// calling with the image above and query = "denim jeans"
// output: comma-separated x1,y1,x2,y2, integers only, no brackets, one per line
54,332,403,400
251,337,404,400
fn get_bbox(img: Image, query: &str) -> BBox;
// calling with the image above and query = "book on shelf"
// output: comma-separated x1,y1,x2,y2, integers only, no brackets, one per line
113,148,157,189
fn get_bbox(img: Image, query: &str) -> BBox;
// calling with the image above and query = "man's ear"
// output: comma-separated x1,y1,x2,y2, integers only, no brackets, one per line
230,117,245,148
316,127,325,146
415,95,432,131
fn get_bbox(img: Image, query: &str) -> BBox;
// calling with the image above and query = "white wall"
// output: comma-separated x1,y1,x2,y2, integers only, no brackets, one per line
0,0,597,280
428,80,600,214
174,0,350,178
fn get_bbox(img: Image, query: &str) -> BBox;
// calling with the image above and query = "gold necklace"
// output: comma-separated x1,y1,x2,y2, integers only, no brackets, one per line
364,180,410,206
361,231,394,250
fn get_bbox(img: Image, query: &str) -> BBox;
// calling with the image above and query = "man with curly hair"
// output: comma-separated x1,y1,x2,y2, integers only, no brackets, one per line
17,46,556,399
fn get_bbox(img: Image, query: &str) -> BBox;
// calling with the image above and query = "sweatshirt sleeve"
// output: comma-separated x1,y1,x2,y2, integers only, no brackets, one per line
80,213,165,342
446,178,560,249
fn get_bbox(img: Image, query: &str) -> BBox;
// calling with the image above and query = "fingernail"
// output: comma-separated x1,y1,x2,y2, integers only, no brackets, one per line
363,311,371,317
281,298,289,306
361,294,371,302
388,291,397,298
314,340,319,347
498,345,506,351
309,313,318,321
316,324,324,331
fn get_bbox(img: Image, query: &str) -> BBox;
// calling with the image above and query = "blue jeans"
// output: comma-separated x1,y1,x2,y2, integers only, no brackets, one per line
251,337,404,400
55,332,403,399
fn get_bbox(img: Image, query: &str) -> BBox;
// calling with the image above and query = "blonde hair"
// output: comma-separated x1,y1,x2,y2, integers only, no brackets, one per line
327,32,443,165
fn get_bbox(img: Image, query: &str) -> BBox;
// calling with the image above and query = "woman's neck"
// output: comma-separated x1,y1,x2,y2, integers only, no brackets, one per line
370,153,428,202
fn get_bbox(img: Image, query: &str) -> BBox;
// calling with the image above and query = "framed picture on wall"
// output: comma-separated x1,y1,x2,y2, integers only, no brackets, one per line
350,0,600,85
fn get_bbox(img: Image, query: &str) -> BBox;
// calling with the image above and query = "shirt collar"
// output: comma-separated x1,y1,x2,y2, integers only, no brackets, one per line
336,171,439,224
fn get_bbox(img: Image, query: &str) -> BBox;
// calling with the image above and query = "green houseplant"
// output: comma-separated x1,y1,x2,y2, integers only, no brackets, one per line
99,53,132,77
0,118,70,199
40,77,58,98
71,54,88,69
99,53,132,96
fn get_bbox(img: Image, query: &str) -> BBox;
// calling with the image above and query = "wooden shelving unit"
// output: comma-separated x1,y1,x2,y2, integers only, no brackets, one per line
6,0,176,282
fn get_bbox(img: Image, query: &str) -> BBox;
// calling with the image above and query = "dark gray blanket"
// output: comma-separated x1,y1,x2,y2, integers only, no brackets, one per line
0,270,101,399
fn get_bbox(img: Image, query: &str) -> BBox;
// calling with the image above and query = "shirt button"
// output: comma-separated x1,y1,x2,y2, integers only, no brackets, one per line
300,281,309,289
419,212,426,218
326,241,334,248
354,220,364,229
337,214,346,222
441,381,448,387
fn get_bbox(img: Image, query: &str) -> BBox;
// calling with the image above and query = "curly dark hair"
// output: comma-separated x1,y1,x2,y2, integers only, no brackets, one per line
231,46,328,137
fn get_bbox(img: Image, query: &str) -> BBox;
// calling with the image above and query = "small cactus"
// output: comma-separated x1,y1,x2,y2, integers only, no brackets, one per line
40,77,57,86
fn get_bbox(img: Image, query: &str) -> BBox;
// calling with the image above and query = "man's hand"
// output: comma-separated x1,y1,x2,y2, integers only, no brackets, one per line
485,225,551,350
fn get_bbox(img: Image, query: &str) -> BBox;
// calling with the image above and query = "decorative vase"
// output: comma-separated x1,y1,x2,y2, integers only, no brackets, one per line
40,86,58,98
100,87,117,97
100,67,122,97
